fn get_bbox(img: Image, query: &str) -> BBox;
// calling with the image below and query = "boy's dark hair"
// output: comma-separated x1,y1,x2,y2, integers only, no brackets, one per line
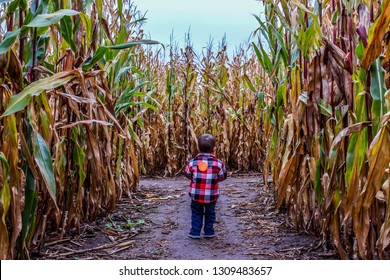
198,134,215,153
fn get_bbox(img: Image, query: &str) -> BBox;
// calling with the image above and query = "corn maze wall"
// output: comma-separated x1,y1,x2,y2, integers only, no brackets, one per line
132,44,264,176
256,0,390,259
0,0,390,260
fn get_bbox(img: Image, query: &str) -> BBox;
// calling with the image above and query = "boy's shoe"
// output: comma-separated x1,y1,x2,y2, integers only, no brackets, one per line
188,234,201,239
203,234,216,238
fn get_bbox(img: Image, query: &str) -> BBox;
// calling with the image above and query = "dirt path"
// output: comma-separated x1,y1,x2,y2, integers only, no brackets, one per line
35,176,337,260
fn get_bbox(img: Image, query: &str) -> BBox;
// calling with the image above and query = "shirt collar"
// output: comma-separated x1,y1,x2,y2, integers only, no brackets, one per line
197,153,214,157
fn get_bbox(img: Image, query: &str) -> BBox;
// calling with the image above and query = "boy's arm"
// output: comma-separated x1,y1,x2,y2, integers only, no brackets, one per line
218,162,227,181
184,162,193,180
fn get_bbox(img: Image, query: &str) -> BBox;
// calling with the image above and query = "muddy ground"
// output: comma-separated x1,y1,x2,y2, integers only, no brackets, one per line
33,175,338,260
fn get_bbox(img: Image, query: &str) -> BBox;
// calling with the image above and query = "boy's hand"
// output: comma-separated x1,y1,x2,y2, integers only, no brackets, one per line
227,171,233,177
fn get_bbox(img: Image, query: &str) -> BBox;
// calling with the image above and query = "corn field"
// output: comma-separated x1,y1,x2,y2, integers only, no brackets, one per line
0,0,389,260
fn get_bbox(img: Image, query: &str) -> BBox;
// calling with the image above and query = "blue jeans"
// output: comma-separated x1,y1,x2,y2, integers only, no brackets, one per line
189,200,216,236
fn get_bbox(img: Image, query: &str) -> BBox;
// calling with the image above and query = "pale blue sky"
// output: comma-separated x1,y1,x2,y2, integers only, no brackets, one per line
133,0,262,53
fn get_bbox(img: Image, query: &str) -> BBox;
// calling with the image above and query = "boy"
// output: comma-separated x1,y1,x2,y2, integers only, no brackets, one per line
184,134,227,239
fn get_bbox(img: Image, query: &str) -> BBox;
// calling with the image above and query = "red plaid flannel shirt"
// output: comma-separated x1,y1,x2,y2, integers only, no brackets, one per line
184,153,227,203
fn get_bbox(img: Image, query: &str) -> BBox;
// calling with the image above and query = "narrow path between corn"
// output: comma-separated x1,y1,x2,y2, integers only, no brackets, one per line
36,176,337,260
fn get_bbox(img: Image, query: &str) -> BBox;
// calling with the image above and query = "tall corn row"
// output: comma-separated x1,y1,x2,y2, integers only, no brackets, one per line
255,0,390,259
128,39,264,176
0,0,156,259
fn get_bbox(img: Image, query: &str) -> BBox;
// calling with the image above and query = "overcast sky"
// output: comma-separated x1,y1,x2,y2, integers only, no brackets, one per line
133,0,262,53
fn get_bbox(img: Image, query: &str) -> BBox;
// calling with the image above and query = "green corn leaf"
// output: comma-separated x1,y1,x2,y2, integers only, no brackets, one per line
117,25,128,45
243,74,257,93
351,91,369,176
317,98,333,117
18,161,38,256
82,40,160,71
370,58,387,136
0,152,9,175
252,42,265,70
26,9,80,27
0,71,77,118
79,13,92,43
253,15,275,57
0,29,21,54
0,152,10,260
331,10,339,24
134,102,157,111
257,92,265,107
0,152,10,224
330,121,371,151
255,42,272,75
82,0,94,10
127,119,142,147
32,131,57,205
114,66,133,84
276,83,283,107
82,46,107,71
6,0,21,13
21,11,33,37
314,158,322,202
291,46,300,66
345,133,359,186
303,24,316,57
280,0,291,25
27,35,49,66
132,92,147,98
118,0,123,16
116,81,149,104
30,0,43,15
96,0,103,19
60,15,78,53
345,127,368,185
269,24,289,66
355,40,365,61
105,40,160,50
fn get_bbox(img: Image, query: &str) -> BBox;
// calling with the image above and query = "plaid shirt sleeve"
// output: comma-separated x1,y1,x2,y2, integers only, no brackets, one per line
184,160,193,180
218,161,227,182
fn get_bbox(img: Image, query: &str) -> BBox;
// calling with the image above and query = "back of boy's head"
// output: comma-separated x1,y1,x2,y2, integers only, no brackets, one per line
198,134,215,153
